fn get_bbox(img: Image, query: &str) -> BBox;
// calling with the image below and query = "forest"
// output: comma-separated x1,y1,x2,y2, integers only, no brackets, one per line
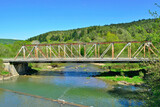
28,18,160,45
0,39,21,44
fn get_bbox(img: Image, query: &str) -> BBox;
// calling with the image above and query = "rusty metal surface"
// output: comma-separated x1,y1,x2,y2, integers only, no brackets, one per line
24,41,151,46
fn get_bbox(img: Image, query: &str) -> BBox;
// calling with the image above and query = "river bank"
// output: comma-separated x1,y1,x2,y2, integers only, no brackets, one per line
92,63,146,85
0,70,13,80
0,63,145,86
29,63,145,86
0,74,17,81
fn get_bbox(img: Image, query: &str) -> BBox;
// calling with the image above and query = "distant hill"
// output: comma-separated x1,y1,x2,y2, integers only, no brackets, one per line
28,18,160,44
0,39,22,44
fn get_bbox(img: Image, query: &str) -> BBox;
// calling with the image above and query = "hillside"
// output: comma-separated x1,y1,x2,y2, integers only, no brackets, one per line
0,39,22,44
28,19,160,44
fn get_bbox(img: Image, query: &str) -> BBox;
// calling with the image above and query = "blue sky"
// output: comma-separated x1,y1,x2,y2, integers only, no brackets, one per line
0,0,159,40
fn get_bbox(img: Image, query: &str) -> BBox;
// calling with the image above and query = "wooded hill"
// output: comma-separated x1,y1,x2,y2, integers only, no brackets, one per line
0,39,21,44
28,19,160,44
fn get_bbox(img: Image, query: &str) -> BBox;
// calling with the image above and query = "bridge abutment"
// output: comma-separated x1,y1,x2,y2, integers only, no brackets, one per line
3,62,29,76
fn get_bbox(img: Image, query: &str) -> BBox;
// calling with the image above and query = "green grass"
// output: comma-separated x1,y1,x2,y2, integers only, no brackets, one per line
32,67,42,71
83,69,87,71
101,63,150,72
0,71,10,75
99,76,143,84
79,65,85,68
86,77,90,79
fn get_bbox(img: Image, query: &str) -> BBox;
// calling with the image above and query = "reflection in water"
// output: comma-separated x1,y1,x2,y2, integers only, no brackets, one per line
0,63,143,107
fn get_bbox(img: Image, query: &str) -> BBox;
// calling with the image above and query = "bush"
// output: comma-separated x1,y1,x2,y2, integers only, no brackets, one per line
120,72,125,77
50,63,58,67
0,59,9,75
141,61,160,106
0,59,4,71
139,71,144,78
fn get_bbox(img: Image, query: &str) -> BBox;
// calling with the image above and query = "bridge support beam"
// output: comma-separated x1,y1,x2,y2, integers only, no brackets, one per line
3,62,29,75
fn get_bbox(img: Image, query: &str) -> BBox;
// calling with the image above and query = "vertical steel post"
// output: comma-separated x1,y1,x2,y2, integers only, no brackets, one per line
64,45,66,58
95,44,97,57
79,44,81,57
71,45,73,57
84,44,86,57
34,46,36,58
112,43,114,59
35,46,38,59
50,45,51,59
144,43,146,58
148,44,150,57
130,44,131,58
98,44,100,58
128,45,130,58
23,46,25,59
46,46,48,58
58,45,60,58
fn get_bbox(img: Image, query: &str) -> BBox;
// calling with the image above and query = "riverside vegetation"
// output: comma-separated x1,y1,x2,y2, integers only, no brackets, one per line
97,63,147,85
0,59,9,76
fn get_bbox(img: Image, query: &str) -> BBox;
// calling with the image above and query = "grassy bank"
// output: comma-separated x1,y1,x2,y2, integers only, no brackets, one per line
98,76,143,85
101,63,150,72
96,63,146,85
0,59,10,76
29,63,66,71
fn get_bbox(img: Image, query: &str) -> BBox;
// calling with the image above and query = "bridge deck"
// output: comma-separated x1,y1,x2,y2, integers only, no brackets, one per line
3,58,157,63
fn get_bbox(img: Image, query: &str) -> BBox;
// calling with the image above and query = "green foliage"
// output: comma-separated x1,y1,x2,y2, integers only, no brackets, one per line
139,71,144,78
120,72,125,77
0,41,31,58
100,76,143,84
141,62,160,107
0,59,3,70
27,19,160,46
0,59,9,75
0,39,22,44
105,32,119,42
0,71,9,75
102,63,146,72
50,63,65,67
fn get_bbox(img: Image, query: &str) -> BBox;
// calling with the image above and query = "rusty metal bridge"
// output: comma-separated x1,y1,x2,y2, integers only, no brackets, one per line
4,41,159,63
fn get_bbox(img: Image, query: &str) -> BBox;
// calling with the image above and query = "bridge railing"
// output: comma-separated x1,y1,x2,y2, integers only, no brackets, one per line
14,41,159,60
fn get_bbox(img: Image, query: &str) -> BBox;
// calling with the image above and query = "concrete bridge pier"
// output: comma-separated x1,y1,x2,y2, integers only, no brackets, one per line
3,62,29,76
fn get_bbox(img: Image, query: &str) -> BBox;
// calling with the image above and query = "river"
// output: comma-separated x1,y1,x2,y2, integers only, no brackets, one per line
0,63,143,107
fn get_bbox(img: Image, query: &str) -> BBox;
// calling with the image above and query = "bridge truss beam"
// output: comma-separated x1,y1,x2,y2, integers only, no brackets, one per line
14,41,159,60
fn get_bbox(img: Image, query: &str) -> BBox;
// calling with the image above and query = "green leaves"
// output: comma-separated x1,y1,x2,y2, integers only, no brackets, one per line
26,19,159,50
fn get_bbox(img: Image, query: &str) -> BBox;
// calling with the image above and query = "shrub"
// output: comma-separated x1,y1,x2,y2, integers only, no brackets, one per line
139,71,144,78
140,61,160,106
120,72,125,77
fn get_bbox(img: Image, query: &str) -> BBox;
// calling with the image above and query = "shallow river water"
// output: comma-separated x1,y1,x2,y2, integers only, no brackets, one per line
0,64,143,107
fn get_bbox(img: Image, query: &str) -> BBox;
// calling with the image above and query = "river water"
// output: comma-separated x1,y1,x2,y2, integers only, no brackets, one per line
0,64,143,107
